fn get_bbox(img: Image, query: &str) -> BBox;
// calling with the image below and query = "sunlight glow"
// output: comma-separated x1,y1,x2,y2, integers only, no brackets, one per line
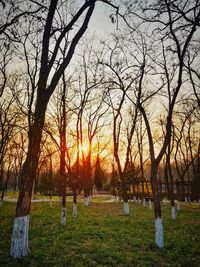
80,142,89,156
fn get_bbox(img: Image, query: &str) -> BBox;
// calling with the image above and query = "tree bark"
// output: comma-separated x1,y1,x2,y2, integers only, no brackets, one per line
10,96,48,258
150,163,164,248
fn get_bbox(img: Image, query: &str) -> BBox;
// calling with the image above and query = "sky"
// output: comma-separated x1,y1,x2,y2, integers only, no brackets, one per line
88,2,117,38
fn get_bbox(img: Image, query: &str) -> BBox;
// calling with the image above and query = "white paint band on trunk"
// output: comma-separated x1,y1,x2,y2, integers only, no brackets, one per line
61,207,66,225
163,197,167,204
73,203,77,218
123,201,129,215
149,199,152,209
10,214,30,259
171,206,176,220
155,217,164,248
89,196,92,204
176,201,181,210
143,198,146,207
84,197,88,206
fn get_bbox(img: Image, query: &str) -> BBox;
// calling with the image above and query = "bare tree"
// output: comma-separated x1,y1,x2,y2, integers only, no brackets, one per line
0,94,19,192
0,147,15,205
136,114,150,207
99,35,142,215
0,0,45,97
115,0,200,248
6,0,118,259
173,104,199,204
71,43,109,207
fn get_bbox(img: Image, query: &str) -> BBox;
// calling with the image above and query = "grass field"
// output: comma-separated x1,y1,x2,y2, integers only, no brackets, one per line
0,200,200,267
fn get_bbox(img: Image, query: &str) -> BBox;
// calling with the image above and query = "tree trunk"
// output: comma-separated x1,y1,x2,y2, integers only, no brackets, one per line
1,167,10,204
84,190,89,206
151,163,164,248
121,180,129,215
10,158,36,258
73,202,77,218
149,199,152,209
49,154,53,207
145,180,150,196
14,174,18,193
166,142,176,220
169,180,176,220
10,98,47,258
61,193,66,225
143,198,146,207
0,163,4,190
10,214,30,259
164,164,170,201
73,188,77,218
123,201,129,215
176,200,181,210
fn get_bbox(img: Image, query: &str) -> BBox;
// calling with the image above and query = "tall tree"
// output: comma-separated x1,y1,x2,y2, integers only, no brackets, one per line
120,0,200,248
6,0,117,259
100,36,140,215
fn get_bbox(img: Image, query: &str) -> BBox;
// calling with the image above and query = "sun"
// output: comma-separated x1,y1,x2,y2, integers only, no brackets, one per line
79,142,89,155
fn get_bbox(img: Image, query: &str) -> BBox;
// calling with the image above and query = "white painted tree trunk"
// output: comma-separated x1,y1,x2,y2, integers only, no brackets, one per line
61,207,66,225
138,197,141,205
163,197,167,205
84,197,88,206
133,196,137,202
176,201,181,210
185,196,187,203
10,214,30,259
88,195,92,205
149,199,152,209
123,201,129,215
143,198,146,208
171,206,176,220
112,196,115,203
155,217,164,248
73,203,77,218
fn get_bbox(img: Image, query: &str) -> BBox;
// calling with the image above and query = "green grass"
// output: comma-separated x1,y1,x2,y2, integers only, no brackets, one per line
0,201,200,267
2,191,113,202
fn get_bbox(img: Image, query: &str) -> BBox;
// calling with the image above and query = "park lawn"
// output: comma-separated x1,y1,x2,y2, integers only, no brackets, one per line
0,201,200,267
2,191,113,203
